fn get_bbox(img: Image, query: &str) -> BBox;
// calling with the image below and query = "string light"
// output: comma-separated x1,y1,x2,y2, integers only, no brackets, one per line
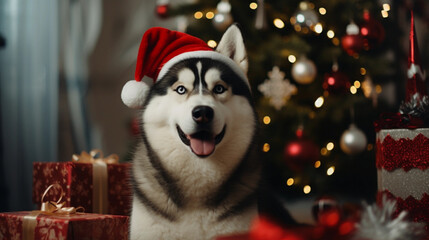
367,144,373,151
350,86,357,94
194,11,203,19
263,116,271,125
381,10,388,18
263,143,270,152
383,3,390,11
354,81,361,88
326,142,334,151
327,166,335,176
320,147,328,156
273,18,285,29
375,85,382,93
314,96,324,108
287,178,294,186
360,67,366,75
332,37,340,46
206,11,214,19
207,40,217,48
288,55,297,63
314,160,321,168
327,30,335,38
319,7,327,15
249,2,258,10
314,23,323,34
296,14,305,23
303,185,311,194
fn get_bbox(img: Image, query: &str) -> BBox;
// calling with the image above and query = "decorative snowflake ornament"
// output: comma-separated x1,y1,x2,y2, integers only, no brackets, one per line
258,66,297,110
354,197,424,240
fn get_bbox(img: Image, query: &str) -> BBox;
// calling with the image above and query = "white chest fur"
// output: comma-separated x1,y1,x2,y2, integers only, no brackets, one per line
130,197,257,240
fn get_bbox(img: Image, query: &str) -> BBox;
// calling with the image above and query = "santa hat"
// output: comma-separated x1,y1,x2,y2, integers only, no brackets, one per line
405,11,427,102
121,26,249,108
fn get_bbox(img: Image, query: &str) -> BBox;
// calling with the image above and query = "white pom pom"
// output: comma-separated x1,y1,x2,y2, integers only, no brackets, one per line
121,80,149,108
355,197,424,240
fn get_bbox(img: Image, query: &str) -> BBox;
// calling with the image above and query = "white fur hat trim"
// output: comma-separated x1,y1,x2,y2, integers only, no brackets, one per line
121,80,149,109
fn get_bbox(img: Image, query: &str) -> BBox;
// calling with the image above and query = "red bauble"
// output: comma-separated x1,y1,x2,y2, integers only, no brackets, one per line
156,4,169,19
311,196,339,223
250,216,304,240
341,34,364,56
284,134,319,171
323,71,351,95
359,10,385,50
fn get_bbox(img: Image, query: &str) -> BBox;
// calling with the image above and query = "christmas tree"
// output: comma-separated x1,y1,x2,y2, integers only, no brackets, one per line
154,0,427,203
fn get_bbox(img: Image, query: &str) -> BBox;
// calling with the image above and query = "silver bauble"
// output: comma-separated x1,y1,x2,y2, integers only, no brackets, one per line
340,124,367,155
291,57,317,84
213,12,233,31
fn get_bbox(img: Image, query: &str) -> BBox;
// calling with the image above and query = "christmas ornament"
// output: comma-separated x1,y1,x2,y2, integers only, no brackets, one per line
155,0,170,19
291,56,317,84
355,197,424,240
360,10,385,50
341,21,364,56
340,124,367,155
323,62,351,94
249,208,356,240
291,1,319,31
258,66,297,110
284,128,319,171
249,216,301,240
399,11,429,119
122,26,249,108
213,0,233,31
311,196,339,223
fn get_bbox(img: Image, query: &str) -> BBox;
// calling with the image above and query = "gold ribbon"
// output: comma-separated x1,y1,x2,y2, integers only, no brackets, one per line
23,184,84,240
71,149,119,164
72,149,119,214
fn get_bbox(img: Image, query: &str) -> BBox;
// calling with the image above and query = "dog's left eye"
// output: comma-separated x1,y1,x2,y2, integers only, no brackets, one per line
213,84,227,94
175,85,187,95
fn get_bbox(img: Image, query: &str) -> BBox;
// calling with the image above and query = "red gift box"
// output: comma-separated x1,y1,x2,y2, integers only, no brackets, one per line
0,211,129,240
32,152,132,216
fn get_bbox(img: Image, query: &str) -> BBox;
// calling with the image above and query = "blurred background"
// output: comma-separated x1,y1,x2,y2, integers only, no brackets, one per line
1,0,428,223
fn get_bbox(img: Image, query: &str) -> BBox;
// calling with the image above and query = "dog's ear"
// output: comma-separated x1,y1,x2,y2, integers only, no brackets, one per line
216,24,248,74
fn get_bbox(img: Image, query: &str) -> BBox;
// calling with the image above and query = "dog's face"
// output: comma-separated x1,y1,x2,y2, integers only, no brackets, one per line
140,25,256,175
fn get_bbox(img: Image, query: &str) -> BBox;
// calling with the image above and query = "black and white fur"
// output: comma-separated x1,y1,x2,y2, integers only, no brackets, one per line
130,25,260,240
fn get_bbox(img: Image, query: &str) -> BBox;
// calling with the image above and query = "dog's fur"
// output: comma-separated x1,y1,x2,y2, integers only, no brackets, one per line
130,25,260,240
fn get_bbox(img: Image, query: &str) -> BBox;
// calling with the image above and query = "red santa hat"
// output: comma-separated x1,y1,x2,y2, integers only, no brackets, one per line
121,27,248,108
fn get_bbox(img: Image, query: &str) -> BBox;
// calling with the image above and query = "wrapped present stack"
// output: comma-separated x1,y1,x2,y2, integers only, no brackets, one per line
32,150,132,216
375,12,429,236
0,150,132,239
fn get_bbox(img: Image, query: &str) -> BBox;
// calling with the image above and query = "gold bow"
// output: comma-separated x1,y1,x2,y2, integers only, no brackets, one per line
40,183,85,215
72,149,119,164
23,184,84,240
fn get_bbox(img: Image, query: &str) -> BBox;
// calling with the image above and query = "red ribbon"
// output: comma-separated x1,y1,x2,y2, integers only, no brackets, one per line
374,112,424,132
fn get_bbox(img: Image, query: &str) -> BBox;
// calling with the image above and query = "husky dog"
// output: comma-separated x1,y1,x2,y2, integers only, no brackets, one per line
122,25,260,240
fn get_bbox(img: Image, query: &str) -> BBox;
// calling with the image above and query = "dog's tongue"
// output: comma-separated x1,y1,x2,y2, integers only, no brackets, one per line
189,137,215,156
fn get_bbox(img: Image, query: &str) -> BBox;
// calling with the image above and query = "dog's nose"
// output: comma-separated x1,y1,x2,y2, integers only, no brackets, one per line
192,106,214,124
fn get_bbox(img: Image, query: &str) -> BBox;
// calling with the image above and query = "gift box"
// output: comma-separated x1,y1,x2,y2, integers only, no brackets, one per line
373,12,429,237
0,211,129,240
376,128,429,235
32,150,132,215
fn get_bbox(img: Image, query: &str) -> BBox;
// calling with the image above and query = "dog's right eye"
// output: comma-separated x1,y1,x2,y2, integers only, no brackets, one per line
175,85,187,95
